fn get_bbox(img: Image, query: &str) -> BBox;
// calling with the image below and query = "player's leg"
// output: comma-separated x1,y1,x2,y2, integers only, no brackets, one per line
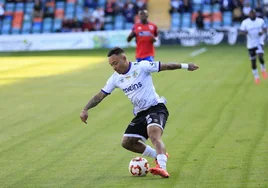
147,120,170,178
122,115,157,159
145,105,170,178
257,45,267,79
249,48,260,84
121,136,156,158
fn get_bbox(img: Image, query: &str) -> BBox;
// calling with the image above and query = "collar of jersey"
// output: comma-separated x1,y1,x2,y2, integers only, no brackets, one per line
122,62,132,75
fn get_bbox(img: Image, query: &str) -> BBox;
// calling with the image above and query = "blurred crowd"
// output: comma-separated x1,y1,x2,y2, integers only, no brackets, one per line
30,0,147,32
170,0,267,25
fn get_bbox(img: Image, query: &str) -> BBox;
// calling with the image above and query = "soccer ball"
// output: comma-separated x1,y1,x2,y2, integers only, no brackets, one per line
128,157,149,177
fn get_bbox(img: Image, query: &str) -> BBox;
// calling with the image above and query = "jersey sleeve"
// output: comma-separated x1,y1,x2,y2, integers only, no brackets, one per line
240,21,246,31
101,75,117,95
261,19,267,29
140,60,161,73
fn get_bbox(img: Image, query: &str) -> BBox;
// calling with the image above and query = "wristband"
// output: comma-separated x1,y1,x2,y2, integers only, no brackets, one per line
181,63,189,69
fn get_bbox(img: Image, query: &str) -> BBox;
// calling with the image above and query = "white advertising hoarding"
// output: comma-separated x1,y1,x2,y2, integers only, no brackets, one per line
0,30,160,52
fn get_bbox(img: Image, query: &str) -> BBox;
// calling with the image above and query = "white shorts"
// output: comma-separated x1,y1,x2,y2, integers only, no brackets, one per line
256,44,264,54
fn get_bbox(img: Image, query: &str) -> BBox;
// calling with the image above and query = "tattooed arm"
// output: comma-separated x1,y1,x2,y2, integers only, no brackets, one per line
160,63,199,71
80,91,108,124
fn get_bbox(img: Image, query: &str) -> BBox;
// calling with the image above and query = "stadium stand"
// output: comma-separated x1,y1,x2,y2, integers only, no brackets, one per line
0,0,266,34
169,0,266,30
0,0,148,34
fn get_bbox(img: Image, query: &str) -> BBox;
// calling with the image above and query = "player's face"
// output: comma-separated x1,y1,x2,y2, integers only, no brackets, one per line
108,54,128,74
139,11,148,22
249,11,256,20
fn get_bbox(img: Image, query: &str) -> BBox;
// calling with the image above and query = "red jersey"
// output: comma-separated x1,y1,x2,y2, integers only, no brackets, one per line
132,22,158,59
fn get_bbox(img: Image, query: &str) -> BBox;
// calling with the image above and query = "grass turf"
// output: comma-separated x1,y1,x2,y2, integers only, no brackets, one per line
0,45,267,188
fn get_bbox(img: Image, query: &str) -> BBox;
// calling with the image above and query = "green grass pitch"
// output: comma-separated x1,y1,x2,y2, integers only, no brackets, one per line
0,45,268,188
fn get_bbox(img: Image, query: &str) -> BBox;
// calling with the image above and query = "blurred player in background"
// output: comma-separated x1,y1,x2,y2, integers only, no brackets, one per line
240,9,267,84
127,10,158,62
80,47,199,178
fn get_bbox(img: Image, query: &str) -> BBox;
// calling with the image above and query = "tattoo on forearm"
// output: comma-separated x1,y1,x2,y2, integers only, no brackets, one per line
161,63,180,70
84,93,105,110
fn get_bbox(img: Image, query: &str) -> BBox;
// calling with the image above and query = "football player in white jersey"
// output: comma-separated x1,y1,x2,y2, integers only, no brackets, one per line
240,9,267,84
80,47,199,178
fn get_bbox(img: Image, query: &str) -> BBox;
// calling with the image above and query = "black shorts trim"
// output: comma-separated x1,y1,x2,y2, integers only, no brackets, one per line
124,103,169,140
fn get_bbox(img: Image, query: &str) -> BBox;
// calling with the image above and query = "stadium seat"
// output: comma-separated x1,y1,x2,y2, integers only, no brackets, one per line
75,5,84,21
5,3,15,12
212,4,220,12
204,21,211,29
114,20,124,30
15,3,24,12
43,18,53,33
203,4,212,14
193,4,202,12
1,23,11,34
181,13,191,28
125,23,133,30
55,9,64,19
222,11,232,26
53,18,62,32
171,13,181,30
104,23,113,30
22,21,32,33
25,2,34,14
193,0,202,4
77,0,84,6
32,22,42,33
212,21,221,28
98,0,106,7
56,2,65,9
11,28,20,34
212,12,222,28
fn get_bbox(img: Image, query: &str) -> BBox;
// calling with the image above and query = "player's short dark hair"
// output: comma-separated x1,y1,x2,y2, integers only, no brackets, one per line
107,47,124,57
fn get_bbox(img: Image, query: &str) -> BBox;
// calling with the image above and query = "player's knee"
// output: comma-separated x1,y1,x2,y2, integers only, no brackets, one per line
121,138,130,150
121,137,139,150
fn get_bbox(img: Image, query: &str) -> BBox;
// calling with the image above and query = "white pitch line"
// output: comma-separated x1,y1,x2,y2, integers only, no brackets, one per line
190,48,208,57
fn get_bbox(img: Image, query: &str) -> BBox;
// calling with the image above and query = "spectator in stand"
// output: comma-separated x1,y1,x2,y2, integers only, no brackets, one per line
242,1,251,18
82,17,94,31
83,7,91,19
104,0,116,16
43,3,54,18
264,0,268,17
115,0,125,15
123,1,136,23
71,17,82,32
62,18,72,32
233,6,243,22
220,0,234,12
92,7,105,25
125,0,139,14
84,0,98,9
0,4,4,21
196,10,204,29
256,2,264,18
33,0,43,18
93,18,104,31
181,0,192,12
136,0,147,11
169,0,180,14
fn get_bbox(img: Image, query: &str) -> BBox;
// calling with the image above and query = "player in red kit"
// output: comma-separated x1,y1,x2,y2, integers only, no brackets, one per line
127,10,158,62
